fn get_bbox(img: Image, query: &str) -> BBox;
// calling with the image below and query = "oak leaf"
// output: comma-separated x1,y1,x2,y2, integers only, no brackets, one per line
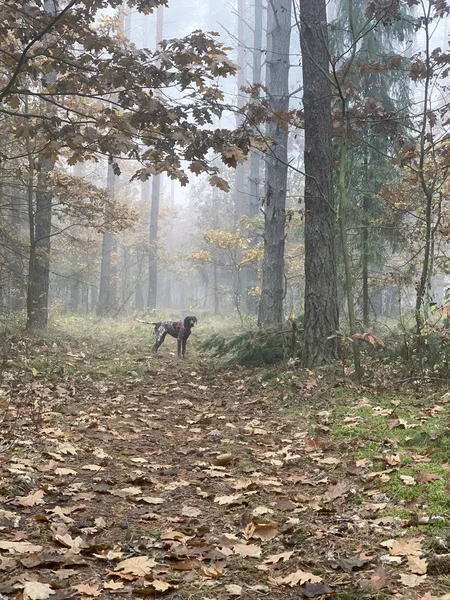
115,556,156,576
269,569,322,587
23,582,54,600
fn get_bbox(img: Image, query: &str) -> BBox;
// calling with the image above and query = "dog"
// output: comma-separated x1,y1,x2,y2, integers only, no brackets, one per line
138,316,197,358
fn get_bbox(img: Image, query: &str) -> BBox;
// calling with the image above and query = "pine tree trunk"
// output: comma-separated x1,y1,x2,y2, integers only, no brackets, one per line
246,0,263,316
97,160,118,316
27,160,52,329
147,174,160,309
146,5,164,310
300,0,339,365
257,0,291,326
26,0,56,329
234,0,246,225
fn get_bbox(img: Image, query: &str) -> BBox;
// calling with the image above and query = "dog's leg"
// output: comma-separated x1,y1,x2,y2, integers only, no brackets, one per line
153,329,166,354
181,338,187,358
177,337,183,358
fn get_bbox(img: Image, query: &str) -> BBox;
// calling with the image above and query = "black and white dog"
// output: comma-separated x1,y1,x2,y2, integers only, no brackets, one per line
139,316,197,358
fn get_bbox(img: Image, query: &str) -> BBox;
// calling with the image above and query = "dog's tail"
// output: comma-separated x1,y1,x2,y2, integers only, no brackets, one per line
136,319,160,326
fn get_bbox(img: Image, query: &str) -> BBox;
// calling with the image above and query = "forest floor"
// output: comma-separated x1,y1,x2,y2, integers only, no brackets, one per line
1,317,450,600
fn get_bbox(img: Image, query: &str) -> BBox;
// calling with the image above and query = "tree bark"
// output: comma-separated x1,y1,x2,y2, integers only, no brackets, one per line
146,4,163,310
246,0,263,316
97,159,118,316
257,0,291,326
147,174,160,309
26,0,57,329
300,0,339,364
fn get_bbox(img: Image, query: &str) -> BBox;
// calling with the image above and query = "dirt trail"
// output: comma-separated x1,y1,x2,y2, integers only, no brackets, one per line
0,350,442,599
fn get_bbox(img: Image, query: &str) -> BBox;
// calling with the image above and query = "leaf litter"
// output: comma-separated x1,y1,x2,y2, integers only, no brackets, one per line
1,335,450,599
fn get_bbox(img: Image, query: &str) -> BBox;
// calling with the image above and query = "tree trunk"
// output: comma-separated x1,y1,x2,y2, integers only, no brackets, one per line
97,159,118,316
26,0,56,329
300,0,339,364
257,0,291,327
234,0,246,225
27,161,53,329
146,5,164,310
147,174,160,309
246,0,263,316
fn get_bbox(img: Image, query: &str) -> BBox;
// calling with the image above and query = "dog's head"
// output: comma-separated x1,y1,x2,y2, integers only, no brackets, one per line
184,316,197,329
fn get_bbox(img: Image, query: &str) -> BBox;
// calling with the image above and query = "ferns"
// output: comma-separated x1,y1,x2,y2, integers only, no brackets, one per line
200,325,300,366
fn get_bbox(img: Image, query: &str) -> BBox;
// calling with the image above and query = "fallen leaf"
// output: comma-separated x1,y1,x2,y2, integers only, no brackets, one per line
181,505,202,517
16,489,45,507
115,556,156,576
315,457,341,465
0,541,43,554
408,556,428,574
322,481,348,502
151,580,171,592
269,569,322,587
400,475,416,486
232,543,261,558
336,553,373,573
213,453,233,466
390,538,422,557
103,581,124,590
81,464,102,472
400,573,427,588
73,583,101,597
225,584,242,596
214,494,243,505
360,566,390,590
23,582,54,600
244,522,278,541
140,496,165,505
264,551,294,564
54,468,77,476
415,472,441,483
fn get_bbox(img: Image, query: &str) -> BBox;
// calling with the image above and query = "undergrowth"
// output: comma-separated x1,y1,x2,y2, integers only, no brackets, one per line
200,325,300,365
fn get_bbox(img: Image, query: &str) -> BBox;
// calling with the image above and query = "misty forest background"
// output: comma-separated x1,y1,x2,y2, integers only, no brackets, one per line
2,0,450,375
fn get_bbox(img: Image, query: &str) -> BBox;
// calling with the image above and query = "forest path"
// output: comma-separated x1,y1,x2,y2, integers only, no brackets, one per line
0,341,447,600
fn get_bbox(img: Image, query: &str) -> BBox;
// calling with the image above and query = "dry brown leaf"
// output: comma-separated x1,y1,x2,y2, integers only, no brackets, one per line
408,556,427,574
225,584,243,596
415,472,441,483
360,566,390,591
73,583,101,597
81,464,102,471
400,475,416,486
115,556,156,576
0,541,43,554
102,581,124,590
390,538,422,557
244,522,278,541
200,562,224,578
54,468,77,476
181,505,202,517
23,582,54,600
140,496,165,504
315,456,341,465
322,481,348,502
0,556,16,570
264,551,295,565
214,494,243,505
151,580,172,591
400,573,426,588
17,489,45,507
269,569,322,587
213,453,233,466
119,486,142,495
232,543,261,558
